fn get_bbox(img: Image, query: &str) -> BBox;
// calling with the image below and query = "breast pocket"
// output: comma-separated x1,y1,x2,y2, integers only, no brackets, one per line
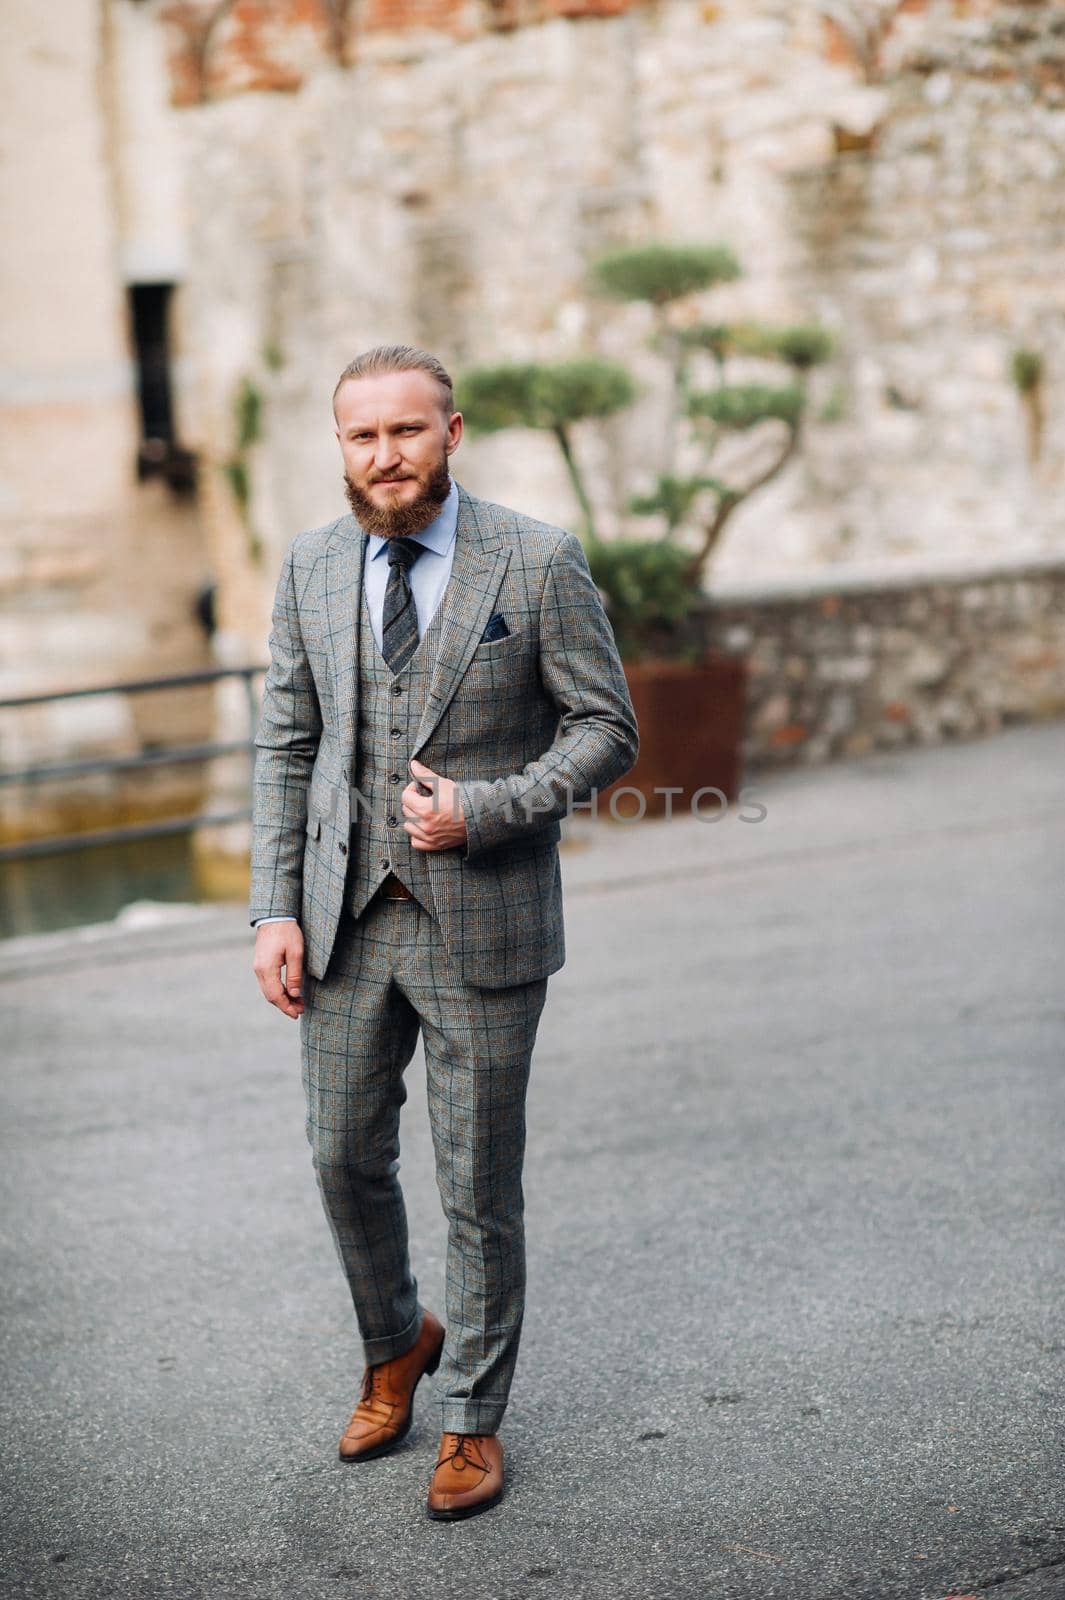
463,627,528,687
472,626,525,656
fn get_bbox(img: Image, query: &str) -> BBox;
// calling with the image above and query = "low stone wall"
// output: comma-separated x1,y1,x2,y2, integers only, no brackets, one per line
704,555,1065,770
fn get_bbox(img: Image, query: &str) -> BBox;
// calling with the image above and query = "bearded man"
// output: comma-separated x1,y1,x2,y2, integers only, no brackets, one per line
250,343,638,1520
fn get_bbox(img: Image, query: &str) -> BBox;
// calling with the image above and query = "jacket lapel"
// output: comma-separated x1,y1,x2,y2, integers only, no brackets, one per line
322,520,368,772
411,482,511,758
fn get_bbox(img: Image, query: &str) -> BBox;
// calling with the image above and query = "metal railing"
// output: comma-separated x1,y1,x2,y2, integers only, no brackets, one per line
0,666,266,863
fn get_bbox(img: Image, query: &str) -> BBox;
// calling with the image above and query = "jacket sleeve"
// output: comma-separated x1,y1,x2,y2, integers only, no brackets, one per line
248,543,322,922
452,531,639,859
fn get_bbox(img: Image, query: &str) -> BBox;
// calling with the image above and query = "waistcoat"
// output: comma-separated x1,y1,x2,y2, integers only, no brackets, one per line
344,577,446,919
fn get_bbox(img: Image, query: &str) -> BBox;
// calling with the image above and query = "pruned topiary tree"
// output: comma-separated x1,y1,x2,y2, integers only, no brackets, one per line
456,357,636,541
590,244,834,582
457,242,836,659
584,243,835,657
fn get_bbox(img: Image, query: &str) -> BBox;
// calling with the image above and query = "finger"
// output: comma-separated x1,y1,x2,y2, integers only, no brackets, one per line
284,943,303,1000
260,969,292,1011
419,781,450,814
254,936,304,1017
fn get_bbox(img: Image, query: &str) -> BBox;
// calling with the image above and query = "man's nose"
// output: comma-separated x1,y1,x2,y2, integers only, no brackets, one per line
374,436,402,469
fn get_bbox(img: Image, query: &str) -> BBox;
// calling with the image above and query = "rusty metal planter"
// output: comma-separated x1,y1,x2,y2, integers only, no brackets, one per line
599,650,749,819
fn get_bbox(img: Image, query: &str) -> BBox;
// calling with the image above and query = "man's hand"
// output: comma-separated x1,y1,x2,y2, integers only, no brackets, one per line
253,921,306,1018
402,758,468,851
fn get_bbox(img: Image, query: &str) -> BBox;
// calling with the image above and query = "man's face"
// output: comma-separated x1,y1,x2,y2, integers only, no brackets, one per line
334,369,463,538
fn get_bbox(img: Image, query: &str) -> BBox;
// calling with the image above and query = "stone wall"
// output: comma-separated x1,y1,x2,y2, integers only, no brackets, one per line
153,0,1065,665
708,554,1065,770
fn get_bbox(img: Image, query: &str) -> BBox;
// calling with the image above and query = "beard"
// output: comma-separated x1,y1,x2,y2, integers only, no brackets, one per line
342,453,452,539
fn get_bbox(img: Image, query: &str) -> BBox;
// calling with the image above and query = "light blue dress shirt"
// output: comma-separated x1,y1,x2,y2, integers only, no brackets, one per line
254,477,460,928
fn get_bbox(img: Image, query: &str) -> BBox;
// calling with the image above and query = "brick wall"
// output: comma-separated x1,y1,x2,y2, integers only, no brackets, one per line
160,0,649,103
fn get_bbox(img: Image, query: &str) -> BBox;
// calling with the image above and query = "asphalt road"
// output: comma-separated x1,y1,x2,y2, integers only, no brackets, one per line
2,722,1063,1600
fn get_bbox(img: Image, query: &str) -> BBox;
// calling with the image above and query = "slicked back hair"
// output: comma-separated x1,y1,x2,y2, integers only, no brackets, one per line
332,344,454,420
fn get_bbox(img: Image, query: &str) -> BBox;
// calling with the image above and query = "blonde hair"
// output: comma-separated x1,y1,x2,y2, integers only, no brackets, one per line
332,344,454,418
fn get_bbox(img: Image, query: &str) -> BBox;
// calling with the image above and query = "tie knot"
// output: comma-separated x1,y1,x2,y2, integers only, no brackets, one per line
386,536,427,571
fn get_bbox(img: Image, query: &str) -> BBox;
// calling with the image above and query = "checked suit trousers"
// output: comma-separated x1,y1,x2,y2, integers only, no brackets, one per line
299,892,549,1436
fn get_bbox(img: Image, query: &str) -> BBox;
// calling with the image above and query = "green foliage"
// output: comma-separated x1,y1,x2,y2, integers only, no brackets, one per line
771,324,835,370
584,535,702,661
234,377,263,450
590,243,741,307
455,363,539,431
628,473,736,531
689,382,805,430
223,458,249,511
226,376,266,564
724,322,834,370
458,358,636,433
261,340,285,372
1011,348,1043,394
675,323,734,362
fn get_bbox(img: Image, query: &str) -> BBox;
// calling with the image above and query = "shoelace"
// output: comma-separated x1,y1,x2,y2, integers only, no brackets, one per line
356,1365,392,1420
435,1434,487,1473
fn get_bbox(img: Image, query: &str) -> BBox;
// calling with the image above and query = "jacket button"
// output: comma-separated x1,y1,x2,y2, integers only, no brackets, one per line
391,682,403,695
390,727,401,738
338,842,347,856
389,773,400,783
387,814,398,827
380,858,390,870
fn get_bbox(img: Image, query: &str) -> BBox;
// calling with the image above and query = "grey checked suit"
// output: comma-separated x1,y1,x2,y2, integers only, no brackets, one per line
250,479,638,1431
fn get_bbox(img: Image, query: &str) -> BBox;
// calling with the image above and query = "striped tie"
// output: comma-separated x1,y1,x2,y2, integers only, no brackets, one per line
381,536,428,673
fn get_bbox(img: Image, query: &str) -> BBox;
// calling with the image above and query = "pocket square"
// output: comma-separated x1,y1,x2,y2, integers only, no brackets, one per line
480,611,510,642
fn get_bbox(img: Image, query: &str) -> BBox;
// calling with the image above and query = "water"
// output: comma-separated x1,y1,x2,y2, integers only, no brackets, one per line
0,836,229,940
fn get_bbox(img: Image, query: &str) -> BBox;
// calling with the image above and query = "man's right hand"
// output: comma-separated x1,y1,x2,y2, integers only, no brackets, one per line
253,921,306,1019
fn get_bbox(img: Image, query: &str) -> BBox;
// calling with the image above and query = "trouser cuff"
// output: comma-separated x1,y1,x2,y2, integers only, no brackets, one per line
362,1303,423,1366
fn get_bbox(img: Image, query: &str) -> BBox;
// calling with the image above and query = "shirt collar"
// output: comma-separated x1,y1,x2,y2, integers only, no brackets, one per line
367,477,459,561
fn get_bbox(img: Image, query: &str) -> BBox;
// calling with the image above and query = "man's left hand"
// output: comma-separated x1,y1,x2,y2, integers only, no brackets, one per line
401,758,468,850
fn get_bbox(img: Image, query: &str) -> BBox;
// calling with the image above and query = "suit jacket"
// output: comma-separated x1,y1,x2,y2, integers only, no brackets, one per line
249,480,639,987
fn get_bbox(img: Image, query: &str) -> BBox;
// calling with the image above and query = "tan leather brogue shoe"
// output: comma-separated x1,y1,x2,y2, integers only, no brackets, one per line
426,1432,504,1521
338,1308,445,1463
